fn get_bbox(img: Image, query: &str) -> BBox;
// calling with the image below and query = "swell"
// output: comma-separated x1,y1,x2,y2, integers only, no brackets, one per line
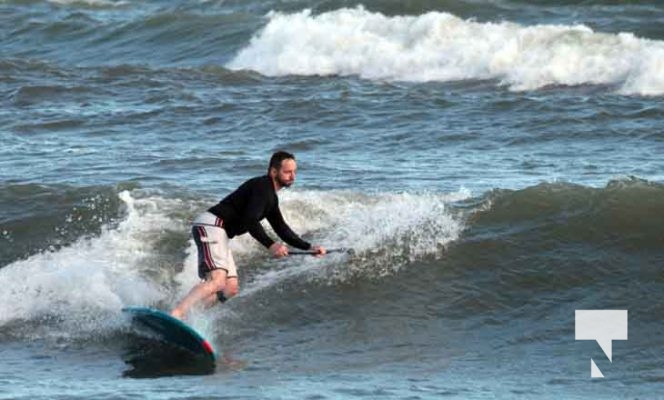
1,1,260,66
425,178,664,324
0,183,131,265
468,177,664,252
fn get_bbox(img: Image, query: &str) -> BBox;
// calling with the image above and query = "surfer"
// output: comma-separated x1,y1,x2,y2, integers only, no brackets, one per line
171,151,326,319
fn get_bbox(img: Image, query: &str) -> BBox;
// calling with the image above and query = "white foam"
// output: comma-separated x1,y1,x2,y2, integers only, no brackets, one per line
0,191,186,332
0,187,468,336
240,188,469,293
227,7,664,96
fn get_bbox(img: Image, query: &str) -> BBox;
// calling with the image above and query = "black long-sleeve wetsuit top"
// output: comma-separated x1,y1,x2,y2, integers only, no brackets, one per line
208,175,311,250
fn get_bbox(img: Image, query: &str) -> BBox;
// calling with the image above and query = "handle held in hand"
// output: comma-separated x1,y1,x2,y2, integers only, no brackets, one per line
289,248,355,256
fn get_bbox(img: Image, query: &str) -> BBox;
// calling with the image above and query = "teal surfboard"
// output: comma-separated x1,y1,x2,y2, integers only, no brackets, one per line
123,307,216,363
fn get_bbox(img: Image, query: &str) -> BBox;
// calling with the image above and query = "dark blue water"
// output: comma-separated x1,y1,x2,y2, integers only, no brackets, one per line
1,0,663,398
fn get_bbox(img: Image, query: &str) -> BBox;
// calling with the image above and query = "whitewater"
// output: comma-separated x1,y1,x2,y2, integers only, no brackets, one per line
228,7,664,95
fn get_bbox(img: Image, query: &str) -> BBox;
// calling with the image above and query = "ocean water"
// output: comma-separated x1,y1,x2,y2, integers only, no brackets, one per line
1,0,663,398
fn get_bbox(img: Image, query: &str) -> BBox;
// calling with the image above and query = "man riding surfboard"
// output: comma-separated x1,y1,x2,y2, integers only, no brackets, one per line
171,151,326,320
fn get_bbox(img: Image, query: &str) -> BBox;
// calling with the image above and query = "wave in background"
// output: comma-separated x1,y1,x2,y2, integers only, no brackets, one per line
2,1,662,95
228,7,664,95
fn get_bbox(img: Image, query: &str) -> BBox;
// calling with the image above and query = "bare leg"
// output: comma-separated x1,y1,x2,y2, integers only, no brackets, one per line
200,276,240,307
171,269,227,320
224,277,240,298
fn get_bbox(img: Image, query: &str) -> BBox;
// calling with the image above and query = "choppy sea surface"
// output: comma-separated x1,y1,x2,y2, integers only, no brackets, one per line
1,0,663,398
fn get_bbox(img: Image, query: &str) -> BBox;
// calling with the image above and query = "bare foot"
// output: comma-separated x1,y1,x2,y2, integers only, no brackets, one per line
170,309,184,320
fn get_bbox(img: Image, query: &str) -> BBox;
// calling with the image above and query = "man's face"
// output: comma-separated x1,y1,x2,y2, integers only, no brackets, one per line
274,159,297,188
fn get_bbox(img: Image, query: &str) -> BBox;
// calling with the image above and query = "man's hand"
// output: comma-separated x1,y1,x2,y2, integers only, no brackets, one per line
270,242,289,258
311,245,327,257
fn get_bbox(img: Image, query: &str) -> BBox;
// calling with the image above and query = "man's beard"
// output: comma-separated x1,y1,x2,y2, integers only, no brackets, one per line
277,176,293,188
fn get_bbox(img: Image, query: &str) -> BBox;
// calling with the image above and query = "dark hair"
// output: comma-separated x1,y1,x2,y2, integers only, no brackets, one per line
268,151,295,173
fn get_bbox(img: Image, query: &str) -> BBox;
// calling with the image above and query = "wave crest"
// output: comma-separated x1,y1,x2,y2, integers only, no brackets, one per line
228,7,664,95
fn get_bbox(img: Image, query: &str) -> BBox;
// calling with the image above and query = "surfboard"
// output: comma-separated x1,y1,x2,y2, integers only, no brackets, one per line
123,306,216,363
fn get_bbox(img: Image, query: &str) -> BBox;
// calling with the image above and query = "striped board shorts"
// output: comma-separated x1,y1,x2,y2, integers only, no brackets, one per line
191,212,237,279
